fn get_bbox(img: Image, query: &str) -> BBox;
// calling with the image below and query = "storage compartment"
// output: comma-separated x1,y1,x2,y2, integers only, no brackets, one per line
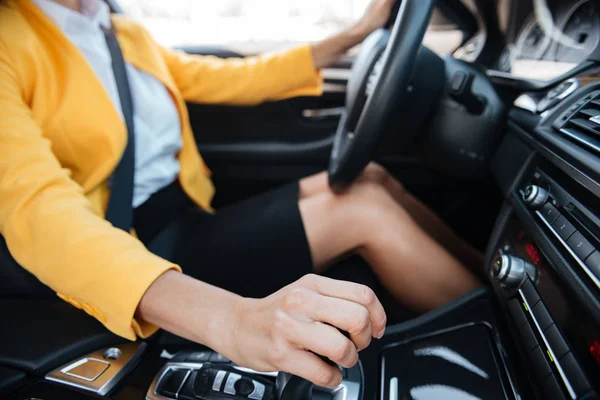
380,324,510,400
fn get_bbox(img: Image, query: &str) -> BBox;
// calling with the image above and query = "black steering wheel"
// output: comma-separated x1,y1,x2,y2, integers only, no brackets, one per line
328,0,437,192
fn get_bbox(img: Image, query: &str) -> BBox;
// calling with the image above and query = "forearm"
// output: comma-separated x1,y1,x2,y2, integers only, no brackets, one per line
311,25,370,70
136,270,242,351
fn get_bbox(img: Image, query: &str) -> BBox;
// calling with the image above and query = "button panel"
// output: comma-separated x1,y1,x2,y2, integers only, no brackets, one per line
552,216,576,240
586,251,600,278
224,373,242,395
212,370,226,392
567,231,595,260
248,381,266,400
508,299,527,327
544,325,569,360
530,346,552,380
559,353,592,396
532,302,553,332
541,202,560,224
520,279,540,306
518,319,538,351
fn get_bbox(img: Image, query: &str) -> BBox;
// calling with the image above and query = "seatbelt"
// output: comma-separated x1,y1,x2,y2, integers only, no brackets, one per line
103,26,136,232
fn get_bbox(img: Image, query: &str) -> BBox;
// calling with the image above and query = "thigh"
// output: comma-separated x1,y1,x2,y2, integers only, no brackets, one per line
171,183,314,299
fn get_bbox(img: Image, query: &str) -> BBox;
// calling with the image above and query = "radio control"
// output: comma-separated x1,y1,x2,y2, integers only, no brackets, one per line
523,185,549,209
492,255,539,288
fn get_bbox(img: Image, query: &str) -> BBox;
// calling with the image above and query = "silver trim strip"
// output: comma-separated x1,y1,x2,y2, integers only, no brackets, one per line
560,128,600,154
46,341,146,396
536,210,600,290
518,289,576,399
389,377,398,400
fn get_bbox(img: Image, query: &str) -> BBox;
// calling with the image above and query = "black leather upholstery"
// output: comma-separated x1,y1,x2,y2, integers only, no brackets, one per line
0,366,26,397
0,299,123,376
0,236,54,299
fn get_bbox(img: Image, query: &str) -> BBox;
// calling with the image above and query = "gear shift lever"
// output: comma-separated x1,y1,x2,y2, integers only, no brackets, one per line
276,372,315,400
276,354,341,400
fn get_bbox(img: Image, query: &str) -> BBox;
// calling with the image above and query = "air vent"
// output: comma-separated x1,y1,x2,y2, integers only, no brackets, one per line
554,90,600,154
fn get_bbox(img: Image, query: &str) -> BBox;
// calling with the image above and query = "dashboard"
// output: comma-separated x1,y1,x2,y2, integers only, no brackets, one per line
495,0,600,80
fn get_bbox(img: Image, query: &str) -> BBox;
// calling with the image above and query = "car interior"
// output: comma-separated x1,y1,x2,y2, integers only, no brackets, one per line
1,0,600,399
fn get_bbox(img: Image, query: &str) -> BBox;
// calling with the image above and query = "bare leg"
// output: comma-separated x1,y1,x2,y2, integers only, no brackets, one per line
299,163,484,272
298,180,480,313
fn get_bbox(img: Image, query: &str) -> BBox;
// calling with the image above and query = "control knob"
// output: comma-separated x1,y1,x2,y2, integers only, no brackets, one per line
492,255,539,288
522,185,549,209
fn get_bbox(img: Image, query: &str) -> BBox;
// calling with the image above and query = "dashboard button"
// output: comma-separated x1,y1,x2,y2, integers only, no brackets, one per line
224,373,242,395
545,325,569,359
518,321,538,351
567,232,595,260
508,299,527,327
552,216,576,240
532,302,553,331
248,381,266,400
520,279,540,306
541,203,560,224
585,251,600,278
558,352,592,396
530,346,552,380
543,374,567,400
212,370,226,392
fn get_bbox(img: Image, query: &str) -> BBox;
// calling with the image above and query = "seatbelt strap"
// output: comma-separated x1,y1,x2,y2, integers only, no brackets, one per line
103,26,136,232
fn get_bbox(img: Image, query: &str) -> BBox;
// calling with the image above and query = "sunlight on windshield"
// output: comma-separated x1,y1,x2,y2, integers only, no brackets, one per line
119,0,462,55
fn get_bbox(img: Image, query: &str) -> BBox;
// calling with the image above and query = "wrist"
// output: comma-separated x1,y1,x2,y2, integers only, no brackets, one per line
203,294,252,357
346,21,373,44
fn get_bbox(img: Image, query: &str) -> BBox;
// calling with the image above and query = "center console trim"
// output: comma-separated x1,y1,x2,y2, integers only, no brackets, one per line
518,288,576,399
535,210,600,290
147,361,363,400
45,341,146,396
379,321,517,400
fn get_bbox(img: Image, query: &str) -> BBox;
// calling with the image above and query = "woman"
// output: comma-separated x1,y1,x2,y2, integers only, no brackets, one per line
0,0,481,387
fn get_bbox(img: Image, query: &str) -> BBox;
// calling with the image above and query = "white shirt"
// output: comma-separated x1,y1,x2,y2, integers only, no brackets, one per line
33,0,183,208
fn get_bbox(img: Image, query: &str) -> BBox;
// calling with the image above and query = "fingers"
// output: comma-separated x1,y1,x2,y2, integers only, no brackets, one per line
304,294,373,351
281,348,343,389
301,275,387,338
287,318,359,368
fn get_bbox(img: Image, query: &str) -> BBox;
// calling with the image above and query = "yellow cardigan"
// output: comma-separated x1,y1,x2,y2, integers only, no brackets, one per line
0,0,322,340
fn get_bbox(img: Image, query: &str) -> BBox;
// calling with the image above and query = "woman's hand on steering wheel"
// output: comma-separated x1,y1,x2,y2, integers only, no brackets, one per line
228,274,387,388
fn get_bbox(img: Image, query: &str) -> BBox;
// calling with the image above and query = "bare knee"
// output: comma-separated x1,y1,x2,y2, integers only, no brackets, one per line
362,162,404,193
342,180,410,229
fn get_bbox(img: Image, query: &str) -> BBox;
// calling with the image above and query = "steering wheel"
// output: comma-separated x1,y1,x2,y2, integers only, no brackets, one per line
328,0,437,192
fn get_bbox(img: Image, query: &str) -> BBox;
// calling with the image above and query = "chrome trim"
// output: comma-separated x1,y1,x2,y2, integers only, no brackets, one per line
232,366,278,378
46,341,146,396
536,210,600,290
148,361,362,400
388,378,398,400
590,115,600,125
518,289,576,399
560,128,600,154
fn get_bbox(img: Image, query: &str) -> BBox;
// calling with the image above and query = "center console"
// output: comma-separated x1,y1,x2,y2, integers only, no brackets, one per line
485,159,600,400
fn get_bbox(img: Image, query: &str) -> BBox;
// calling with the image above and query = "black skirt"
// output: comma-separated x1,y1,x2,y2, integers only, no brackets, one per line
134,182,314,298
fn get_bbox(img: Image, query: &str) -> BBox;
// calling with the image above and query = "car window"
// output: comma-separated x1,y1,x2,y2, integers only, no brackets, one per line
119,0,463,56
